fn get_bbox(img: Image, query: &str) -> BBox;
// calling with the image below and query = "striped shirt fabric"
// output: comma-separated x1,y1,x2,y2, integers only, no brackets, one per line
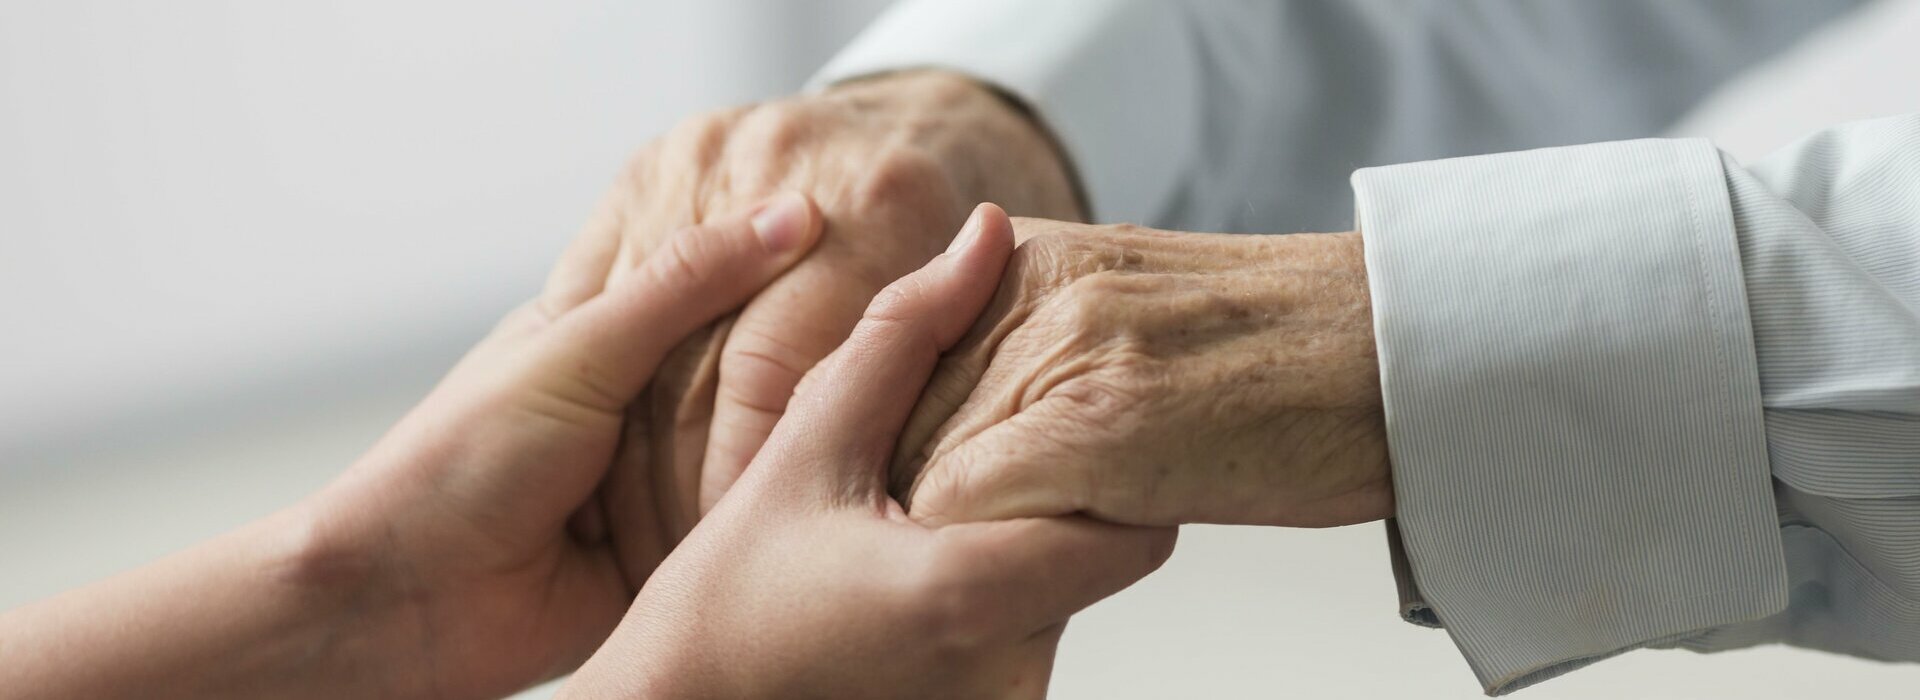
815,0,1910,693
1355,114,1920,693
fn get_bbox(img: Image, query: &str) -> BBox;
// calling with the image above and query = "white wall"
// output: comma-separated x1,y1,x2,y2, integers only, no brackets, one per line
0,0,888,468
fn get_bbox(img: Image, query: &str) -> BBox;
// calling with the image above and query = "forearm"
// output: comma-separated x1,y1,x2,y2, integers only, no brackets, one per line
0,501,421,699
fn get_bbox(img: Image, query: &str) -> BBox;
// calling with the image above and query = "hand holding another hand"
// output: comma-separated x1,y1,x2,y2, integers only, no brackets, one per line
565,205,1174,700
548,72,1083,581
290,197,823,697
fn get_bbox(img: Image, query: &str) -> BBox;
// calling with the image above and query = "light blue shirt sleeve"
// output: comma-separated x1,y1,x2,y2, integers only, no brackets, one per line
1354,114,1920,693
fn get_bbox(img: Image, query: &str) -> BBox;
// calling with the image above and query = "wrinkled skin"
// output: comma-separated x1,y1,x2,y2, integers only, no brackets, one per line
894,218,1393,529
563,206,1173,700
540,71,1083,584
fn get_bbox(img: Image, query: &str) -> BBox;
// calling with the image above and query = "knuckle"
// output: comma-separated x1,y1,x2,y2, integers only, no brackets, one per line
1006,228,1095,287
667,109,733,145
863,273,931,326
850,276,941,361
1048,374,1139,421
659,109,741,169
914,71,985,103
1041,271,1126,345
1006,231,1068,273
852,147,957,214
650,227,714,292
1008,222,1148,280
736,103,813,157
1007,218,1083,247
846,313,916,364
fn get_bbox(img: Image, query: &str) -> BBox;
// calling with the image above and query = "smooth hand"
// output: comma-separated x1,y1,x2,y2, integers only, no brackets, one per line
0,197,819,699
293,198,820,697
544,71,1082,583
563,206,1174,700
897,216,1393,529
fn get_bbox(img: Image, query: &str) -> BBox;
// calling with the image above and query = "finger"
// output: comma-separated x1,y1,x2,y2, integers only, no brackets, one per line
887,271,1027,499
937,516,1177,633
697,275,876,513
519,192,822,415
759,203,1014,495
538,146,651,317
646,319,731,541
906,403,1093,526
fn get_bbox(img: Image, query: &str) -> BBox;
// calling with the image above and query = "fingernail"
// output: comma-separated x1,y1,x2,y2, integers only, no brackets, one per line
751,192,811,252
946,204,986,254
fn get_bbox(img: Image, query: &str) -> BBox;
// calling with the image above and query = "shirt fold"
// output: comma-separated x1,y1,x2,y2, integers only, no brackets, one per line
1353,138,1786,694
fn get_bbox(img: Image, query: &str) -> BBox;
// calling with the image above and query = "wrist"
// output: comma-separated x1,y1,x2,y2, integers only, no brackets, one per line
251,494,432,694
1247,230,1394,523
265,490,441,697
1228,229,1397,521
0,500,429,699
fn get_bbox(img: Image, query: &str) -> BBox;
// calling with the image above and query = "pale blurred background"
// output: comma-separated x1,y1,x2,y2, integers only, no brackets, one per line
3,2,1918,697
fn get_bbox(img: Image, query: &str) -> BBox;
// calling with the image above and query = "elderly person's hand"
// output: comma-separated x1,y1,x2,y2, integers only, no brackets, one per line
544,71,1083,584
563,205,1172,700
894,210,1393,528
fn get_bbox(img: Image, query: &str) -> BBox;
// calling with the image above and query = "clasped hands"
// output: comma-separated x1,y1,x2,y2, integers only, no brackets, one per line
555,70,1392,695
215,71,1390,699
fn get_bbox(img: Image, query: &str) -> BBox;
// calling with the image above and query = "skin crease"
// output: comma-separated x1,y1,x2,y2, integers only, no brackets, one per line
893,218,1394,529
0,196,823,700
0,71,1391,698
544,70,1085,591
540,70,1084,586
562,205,1175,700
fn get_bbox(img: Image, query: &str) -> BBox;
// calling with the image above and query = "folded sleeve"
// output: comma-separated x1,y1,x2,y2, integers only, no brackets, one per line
1355,114,1920,694
1353,138,1785,693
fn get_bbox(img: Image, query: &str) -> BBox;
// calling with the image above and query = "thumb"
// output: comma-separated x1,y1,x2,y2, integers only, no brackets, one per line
516,191,822,416
937,516,1177,633
753,203,1014,502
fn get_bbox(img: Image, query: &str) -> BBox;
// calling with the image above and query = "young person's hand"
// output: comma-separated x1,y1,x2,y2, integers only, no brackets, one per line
547,72,1084,580
0,194,821,699
563,205,1174,700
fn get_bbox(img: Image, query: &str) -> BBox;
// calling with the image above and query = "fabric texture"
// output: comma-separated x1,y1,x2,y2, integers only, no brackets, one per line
814,1,1916,695
1355,114,1920,694
1353,138,1784,692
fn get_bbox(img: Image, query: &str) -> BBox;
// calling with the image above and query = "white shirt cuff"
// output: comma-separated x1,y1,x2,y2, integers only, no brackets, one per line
1353,138,1786,694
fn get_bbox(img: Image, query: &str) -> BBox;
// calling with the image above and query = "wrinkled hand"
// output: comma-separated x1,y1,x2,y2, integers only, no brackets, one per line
895,213,1393,529
543,71,1082,582
301,198,818,697
563,205,1172,700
